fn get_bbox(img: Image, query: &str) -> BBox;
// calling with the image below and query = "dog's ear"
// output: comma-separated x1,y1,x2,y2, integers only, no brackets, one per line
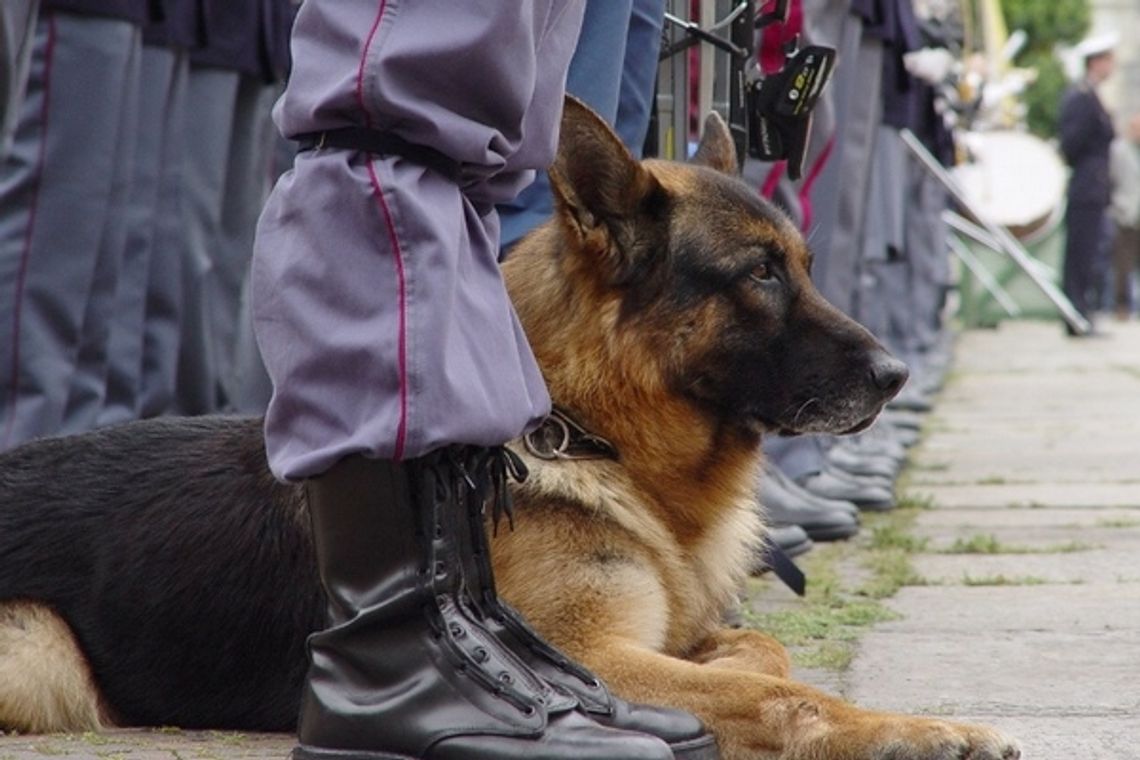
691,112,738,175
550,96,668,283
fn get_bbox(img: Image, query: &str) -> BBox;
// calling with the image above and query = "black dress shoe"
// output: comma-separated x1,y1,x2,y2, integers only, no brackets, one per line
764,463,859,515
825,444,899,480
759,468,859,542
767,523,814,558
846,427,907,463
795,469,894,512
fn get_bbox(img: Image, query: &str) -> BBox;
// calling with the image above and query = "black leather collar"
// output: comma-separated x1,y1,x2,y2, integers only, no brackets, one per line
522,408,618,462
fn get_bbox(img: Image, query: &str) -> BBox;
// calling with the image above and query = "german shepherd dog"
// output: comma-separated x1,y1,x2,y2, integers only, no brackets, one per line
0,99,1018,760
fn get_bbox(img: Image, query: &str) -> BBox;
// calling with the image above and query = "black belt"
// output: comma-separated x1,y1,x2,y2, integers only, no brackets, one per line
296,127,460,182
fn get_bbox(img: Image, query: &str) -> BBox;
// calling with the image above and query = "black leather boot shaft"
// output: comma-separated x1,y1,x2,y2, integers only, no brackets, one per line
453,448,720,760
297,451,674,760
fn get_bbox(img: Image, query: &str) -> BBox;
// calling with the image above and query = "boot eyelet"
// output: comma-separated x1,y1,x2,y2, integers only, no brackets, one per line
473,646,489,662
435,561,448,577
498,672,514,685
521,706,536,716
588,678,602,689
449,622,465,638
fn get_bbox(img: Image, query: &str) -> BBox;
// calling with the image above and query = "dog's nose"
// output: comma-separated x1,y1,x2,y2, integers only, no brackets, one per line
869,352,909,397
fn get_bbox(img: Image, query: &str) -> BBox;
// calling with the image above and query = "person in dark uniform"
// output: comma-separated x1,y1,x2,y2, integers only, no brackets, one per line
1059,34,1117,334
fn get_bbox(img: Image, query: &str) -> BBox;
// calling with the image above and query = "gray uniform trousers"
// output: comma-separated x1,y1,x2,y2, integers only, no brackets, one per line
100,44,190,425
0,11,141,449
900,145,951,363
765,3,883,479
863,129,953,371
0,0,40,160
232,118,293,415
59,24,141,434
855,124,905,347
205,76,277,410
253,0,585,481
804,2,882,318
498,0,664,251
138,49,192,419
175,68,276,415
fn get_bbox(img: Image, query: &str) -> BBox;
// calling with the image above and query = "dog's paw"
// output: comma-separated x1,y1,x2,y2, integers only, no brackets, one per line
875,720,1021,760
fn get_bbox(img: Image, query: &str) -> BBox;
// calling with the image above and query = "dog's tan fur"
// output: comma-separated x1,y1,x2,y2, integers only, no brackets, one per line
488,101,1018,760
0,100,1018,759
0,603,110,732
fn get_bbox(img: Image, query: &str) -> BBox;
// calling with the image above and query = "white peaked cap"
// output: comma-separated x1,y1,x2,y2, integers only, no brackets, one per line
1075,32,1118,60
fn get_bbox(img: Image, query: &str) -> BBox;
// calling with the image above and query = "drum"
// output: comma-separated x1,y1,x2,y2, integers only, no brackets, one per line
951,130,1068,242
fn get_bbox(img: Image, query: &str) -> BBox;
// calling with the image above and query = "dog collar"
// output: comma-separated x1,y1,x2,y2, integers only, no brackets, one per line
522,408,618,462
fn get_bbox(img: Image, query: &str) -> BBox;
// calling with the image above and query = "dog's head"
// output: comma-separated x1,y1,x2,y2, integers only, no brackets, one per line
506,97,907,444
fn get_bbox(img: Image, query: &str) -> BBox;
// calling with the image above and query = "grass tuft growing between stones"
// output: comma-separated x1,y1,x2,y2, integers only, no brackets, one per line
854,499,931,599
741,493,939,671
868,523,929,553
742,545,900,673
1096,517,1140,529
961,574,1048,587
941,533,1098,555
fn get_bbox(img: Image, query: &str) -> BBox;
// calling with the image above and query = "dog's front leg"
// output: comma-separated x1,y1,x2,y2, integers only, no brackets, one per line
685,627,792,678
580,635,1019,760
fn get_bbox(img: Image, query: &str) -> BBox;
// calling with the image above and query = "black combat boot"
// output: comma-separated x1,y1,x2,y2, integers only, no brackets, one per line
296,451,674,760
449,447,721,760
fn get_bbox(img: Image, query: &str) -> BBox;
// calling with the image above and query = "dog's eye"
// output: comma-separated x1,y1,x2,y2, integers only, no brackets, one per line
748,262,774,284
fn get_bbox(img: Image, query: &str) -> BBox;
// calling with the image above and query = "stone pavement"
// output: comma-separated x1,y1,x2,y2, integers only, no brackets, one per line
2,319,1137,759
0,730,292,760
843,319,1140,759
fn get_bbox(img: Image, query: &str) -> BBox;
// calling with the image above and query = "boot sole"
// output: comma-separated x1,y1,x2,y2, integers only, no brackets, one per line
669,733,720,760
801,523,860,542
296,745,417,760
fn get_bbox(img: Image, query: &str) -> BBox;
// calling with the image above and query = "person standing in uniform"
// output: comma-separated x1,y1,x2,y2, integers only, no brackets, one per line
251,2,715,760
1058,34,1117,334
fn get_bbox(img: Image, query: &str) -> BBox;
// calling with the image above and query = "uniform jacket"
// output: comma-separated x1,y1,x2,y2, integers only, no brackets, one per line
1059,81,1115,208
191,0,296,83
143,0,201,49
41,0,148,24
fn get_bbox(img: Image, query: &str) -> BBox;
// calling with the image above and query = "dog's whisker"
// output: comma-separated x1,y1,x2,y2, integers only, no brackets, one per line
790,397,821,427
